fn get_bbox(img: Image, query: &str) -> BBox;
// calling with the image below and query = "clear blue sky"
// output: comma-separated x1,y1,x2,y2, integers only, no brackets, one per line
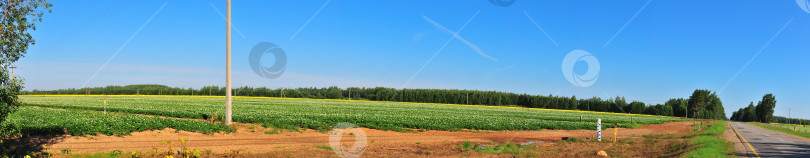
18,0,810,119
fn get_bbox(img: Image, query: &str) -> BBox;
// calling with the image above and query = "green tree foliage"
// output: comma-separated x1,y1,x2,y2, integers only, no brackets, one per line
28,85,730,119
731,94,778,123
612,96,627,113
773,116,809,125
28,85,666,115
0,0,51,127
755,94,776,123
627,101,646,114
666,98,688,117
730,103,756,122
658,104,674,116
687,89,725,120
745,102,756,122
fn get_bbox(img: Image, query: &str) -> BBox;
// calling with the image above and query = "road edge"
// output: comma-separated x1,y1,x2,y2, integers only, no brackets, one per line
728,122,759,158
745,122,810,143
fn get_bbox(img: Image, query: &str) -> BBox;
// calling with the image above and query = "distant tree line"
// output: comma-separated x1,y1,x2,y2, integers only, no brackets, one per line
24,85,727,118
772,116,809,125
730,94,777,123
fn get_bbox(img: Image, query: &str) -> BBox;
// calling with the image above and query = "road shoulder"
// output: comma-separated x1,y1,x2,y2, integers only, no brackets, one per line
724,122,753,158
746,122,810,143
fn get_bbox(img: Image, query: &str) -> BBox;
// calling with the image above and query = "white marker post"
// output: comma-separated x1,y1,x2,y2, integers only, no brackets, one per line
597,118,602,141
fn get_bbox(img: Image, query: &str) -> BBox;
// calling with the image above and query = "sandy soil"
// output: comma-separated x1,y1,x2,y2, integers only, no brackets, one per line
24,120,698,157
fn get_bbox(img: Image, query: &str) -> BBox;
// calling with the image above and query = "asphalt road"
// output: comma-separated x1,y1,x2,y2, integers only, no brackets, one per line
730,121,810,158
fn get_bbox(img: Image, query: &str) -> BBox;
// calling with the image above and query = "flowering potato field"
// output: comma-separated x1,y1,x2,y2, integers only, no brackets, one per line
20,95,682,133
2,106,235,136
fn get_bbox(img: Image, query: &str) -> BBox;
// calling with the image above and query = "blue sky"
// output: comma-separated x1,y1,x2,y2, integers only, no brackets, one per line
19,0,810,119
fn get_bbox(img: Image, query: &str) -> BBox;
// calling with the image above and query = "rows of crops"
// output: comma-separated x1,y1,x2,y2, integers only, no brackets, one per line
1,106,235,136
19,95,682,133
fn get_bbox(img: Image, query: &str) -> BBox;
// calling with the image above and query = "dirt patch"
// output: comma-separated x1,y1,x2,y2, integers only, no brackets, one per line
723,122,752,158
38,121,697,157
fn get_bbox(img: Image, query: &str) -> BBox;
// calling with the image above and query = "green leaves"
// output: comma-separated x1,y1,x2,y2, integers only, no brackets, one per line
2,107,234,136
1,0,52,64
0,0,51,136
21,96,681,133
687,89,726,120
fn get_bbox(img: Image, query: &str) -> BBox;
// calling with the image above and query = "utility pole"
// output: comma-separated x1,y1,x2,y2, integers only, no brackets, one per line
789,107,791,124
224,0,233,125
9,66,16,80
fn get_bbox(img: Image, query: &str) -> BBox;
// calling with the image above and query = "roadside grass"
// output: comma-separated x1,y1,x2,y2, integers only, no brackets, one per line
682,136,732,158
747,122,810,139
455,141,537,157
680,120,734,158
315,145,333,150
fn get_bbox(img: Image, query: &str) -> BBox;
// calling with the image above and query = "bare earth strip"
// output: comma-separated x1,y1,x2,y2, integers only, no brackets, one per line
34,121,696,157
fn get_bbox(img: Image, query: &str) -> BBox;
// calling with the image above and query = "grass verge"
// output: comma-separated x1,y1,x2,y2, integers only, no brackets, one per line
680,120,734,158
747,122,810,140
455,141,537,157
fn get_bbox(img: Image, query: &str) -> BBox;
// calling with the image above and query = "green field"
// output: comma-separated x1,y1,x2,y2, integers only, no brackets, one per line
12,95,682,135
771,123,810,132
2,106,234,136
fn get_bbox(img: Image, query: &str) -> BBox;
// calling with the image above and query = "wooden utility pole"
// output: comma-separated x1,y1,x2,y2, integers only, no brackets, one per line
224,0,233,125
466,93,469,105
9,66,16,80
